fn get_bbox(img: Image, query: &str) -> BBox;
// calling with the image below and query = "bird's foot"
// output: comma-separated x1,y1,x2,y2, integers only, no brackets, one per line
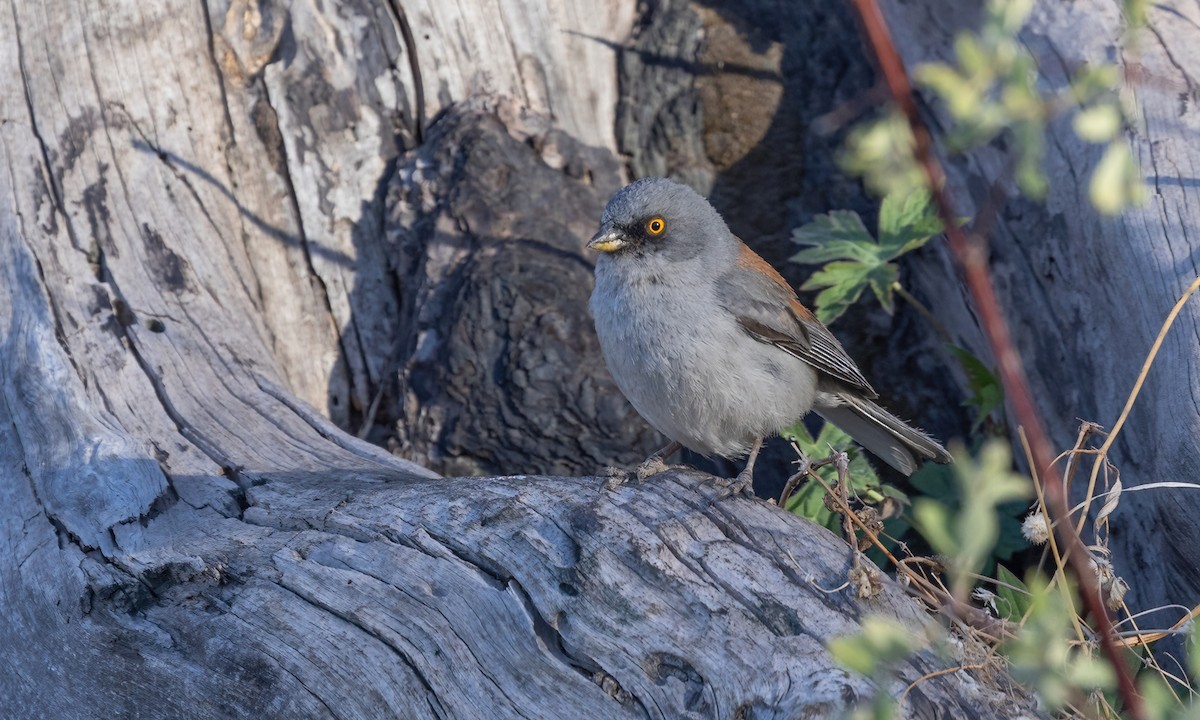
715,468,756,500
602,455,674,491
635,455,670,480
603,442,683,491
602,466,633,491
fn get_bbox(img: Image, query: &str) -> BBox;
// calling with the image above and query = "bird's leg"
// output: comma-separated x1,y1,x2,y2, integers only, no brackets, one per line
635,440,683,480
720,437,763,498
605,441,683,490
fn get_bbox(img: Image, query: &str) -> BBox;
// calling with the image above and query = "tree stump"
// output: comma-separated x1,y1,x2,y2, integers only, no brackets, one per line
10,0,1168,716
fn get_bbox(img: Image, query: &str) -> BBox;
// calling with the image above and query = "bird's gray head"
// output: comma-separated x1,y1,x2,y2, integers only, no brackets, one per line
588,178,733,263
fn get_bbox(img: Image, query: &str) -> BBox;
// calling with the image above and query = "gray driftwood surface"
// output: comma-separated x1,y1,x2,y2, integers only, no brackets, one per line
0,0,1109,717
882,0,1200,630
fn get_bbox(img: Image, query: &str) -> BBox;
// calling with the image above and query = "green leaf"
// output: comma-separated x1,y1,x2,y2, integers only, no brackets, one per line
910,460,955,497
784,479,837,530
877,188,944,257
1123,0,1148,28
987,0,1035,37
944,104,1008,153
779,419,817,447
1012,119,1048,199
1001,576,1092,712
913,500,956,556
781,419,888,531
1063,655,1115,690
956,443,1030,569
993,564,1032,620
1089,141,1147,215
840,111,927,198
781,420,882,493
1138,674,1185,720
829,636,880,678
914,441,1032,596
829,616,922,678
946,345,1004,431
866,263,901,315
1073,104,1121,143
792,189,945,324
790,211,875,263
1069,63,1120,104
915,63,979,118
953,34,991,80
801,262,871,324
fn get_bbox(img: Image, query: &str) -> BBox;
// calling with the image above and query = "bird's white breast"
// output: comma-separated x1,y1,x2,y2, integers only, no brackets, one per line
590,259,818,458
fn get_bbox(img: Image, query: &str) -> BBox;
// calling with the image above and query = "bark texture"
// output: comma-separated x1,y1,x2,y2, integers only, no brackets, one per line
880,0,1200,630
611,0,1200,643
613,0,970,489
0,0,1032,718
384,99,660,477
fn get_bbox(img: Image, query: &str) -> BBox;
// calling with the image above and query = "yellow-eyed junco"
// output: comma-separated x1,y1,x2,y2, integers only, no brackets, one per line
588,177,951,493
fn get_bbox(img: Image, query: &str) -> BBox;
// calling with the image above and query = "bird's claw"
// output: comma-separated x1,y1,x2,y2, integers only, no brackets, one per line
634,455,670,480
602,455,673,491
715,470,755,500
602,466,632,491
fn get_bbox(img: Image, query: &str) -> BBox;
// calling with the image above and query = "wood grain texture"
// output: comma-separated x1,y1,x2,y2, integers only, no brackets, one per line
614,0,969,493
614,0,1200,637
881,0,1200,629
0,0,1034,716
384,98,663,476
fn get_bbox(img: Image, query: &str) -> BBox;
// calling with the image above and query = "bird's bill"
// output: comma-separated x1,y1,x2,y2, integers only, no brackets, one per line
587,227,628,253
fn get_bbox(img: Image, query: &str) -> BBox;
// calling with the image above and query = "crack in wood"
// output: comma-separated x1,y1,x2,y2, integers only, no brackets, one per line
269,565,450,718
381,0,425,144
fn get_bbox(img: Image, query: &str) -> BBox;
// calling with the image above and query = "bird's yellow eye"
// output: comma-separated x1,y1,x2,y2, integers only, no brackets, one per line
646,217,666,235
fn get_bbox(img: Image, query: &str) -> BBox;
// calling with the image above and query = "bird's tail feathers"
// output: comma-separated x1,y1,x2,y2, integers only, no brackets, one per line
814,394,952,476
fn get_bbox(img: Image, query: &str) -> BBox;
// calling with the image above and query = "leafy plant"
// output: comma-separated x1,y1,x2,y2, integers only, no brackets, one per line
795,1,1172,715
1003,576,1117,713
829,616,930,720
910,0,1144,211
946,345,1004,433
792,187,1006,433
912,441,1031,598
791,188,942,324
834,0,1145,214
993,564,1033,621
839,111,925,199
829,616,926,679
780,419,906,533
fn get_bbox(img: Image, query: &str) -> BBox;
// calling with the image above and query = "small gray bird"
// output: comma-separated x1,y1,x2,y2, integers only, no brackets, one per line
588,177,951,492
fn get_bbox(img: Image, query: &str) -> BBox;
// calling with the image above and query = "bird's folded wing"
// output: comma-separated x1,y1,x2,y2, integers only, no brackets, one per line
719,243,877,397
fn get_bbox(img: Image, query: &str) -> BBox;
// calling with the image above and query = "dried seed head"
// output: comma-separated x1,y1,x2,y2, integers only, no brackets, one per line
1021,511,1050,545
849,564,883,599
856,506,884,533
971,587,999,615
1106,576,1129,610
1090,556,1114,583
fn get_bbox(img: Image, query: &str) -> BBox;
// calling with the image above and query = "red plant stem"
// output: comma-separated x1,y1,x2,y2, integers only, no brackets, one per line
845,1,1145,717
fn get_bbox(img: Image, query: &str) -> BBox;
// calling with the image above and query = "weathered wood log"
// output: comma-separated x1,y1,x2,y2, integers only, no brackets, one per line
614,0,971,490
384,98,661,477
1,0,1041,716
879,0,1200,632
616,0,1200,648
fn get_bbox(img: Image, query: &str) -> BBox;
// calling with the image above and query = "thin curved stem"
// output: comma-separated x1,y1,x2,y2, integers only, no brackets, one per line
844,2,1145,717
